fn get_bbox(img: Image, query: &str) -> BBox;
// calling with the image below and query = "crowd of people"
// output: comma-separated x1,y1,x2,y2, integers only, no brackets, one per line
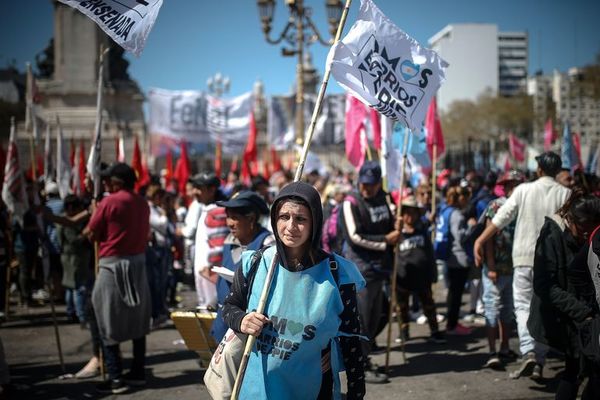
1,150,599,398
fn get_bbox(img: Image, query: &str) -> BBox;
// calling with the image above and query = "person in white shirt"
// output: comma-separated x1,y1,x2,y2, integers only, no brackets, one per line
474,152,571,380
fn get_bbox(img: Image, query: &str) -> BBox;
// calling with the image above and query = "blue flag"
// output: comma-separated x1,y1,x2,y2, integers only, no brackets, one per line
561,122,579,171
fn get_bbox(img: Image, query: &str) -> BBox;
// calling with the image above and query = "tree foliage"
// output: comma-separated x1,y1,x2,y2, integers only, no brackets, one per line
441,90,533,145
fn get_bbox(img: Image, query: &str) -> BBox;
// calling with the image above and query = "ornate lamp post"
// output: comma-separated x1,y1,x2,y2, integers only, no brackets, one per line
256,0,343,146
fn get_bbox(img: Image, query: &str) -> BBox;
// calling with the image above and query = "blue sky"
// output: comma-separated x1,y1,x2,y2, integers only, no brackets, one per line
1,0,599,98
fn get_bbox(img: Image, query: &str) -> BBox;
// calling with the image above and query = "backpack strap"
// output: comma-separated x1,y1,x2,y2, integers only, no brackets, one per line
246,246,269,303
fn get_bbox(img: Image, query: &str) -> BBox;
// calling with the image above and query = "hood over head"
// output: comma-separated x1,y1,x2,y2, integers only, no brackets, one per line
270,182,324,267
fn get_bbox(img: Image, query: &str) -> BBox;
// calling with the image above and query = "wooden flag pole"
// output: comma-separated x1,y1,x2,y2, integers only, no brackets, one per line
430,143,438,243
231,1,353,398
385,127,412,371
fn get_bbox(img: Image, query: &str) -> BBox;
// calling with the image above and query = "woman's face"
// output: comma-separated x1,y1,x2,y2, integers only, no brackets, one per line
226,209,255,244
276,201,312,249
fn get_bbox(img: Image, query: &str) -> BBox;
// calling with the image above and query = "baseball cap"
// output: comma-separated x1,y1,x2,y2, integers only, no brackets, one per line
45,181,59,195
535,151,562,177
358,161,382,184
216,191,269,214
189,172,220,188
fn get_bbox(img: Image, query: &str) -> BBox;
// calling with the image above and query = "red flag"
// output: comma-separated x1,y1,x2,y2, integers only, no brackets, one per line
215,141,222,179
173,141,190,195
573,132,582,168
425,97,445,160
242,111,258,184
26,153,44,181
132,136,150,191
508,133,526,162
230,155,239,174
165,147,174,191
270,147,282,173
70,138,75,168
345,94,368,168
78,140,86,193
369,109,381,151
543,118,556,152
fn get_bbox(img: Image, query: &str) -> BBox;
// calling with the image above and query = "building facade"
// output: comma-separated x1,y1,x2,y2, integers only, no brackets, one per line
428,24,528,111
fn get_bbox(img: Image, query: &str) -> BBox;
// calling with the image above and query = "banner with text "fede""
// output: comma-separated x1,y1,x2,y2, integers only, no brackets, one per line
328,0,448,132
58,0,163,57
148,88,253,154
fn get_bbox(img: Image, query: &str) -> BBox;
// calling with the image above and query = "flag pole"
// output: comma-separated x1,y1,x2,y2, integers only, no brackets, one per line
385,128,411,371
231,1,353,398
430,144,437,242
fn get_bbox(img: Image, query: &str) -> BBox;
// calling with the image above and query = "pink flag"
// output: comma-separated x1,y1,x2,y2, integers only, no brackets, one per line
369,109,381,151
573,132,582,169
508,133,526,162
345,94,368,168
425,97,445,160
543,119,556,151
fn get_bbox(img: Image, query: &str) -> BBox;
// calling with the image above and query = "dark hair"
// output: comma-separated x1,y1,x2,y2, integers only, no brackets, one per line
558,189,600,236
63,194,81,210
536,152,562,177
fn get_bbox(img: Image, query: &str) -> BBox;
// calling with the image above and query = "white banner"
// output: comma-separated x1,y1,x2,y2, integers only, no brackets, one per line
57,0,163,57
148,88,253,154
328,0,448,131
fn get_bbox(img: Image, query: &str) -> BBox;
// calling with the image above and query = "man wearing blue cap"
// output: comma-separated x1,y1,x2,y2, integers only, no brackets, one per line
340,160,401,383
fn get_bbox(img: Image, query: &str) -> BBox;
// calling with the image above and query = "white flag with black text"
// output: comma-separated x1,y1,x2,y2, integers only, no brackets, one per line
328,0,448,131
57,0,163,57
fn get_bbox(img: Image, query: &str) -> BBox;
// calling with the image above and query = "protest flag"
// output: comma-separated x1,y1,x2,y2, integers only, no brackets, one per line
44,124,53,180
57,0,163,57
270,147,282,173
72,140,85,195
543,118,556,151
2,117,28,223
56,116,72,198
173,141,190,195
508,133,526,162
87,47,108,198
425,97,445,160
25,63,41,140
116,132,125,162
0,143,5,191
165,146,174,191
132,135,150,191
561,122,580,172
345,94,368,168
328,0,448,132
230,155,239,174
242,111,258,184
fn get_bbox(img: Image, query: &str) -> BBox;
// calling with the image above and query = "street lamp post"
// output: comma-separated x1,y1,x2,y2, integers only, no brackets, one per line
256,0,343,146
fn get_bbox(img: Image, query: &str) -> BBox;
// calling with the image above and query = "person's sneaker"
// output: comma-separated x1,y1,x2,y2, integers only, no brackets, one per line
462,310,477,323
509,352,537,379
498,349,519,361
530,364,543,381
483,352,502,369
364,365,389,384
96,379,129,394
122,370,146,387
446,323,472,336
428,331,447,344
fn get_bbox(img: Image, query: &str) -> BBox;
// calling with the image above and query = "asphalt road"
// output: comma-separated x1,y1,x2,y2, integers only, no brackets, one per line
1,282,562,400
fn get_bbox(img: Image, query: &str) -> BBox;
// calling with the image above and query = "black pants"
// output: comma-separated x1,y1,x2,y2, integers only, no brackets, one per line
357,278,384,358
556,356,600,400
397,286,438,333
446,267,469,330
103,336,146,381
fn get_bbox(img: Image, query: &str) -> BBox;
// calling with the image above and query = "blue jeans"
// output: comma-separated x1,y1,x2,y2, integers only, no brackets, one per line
146,246,169,319
481,266,513,328
65,285,88,322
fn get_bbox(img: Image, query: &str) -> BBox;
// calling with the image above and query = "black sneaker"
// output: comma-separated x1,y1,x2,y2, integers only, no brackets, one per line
364,366,389,384
483,352,502,369
428,331,447,344
394,326,410,344
122,370,146,387
498,349,519,361
530,364,543,381
96,379,129,394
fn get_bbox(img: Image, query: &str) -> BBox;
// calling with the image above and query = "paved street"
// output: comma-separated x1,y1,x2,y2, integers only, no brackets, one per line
2,283,563,400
